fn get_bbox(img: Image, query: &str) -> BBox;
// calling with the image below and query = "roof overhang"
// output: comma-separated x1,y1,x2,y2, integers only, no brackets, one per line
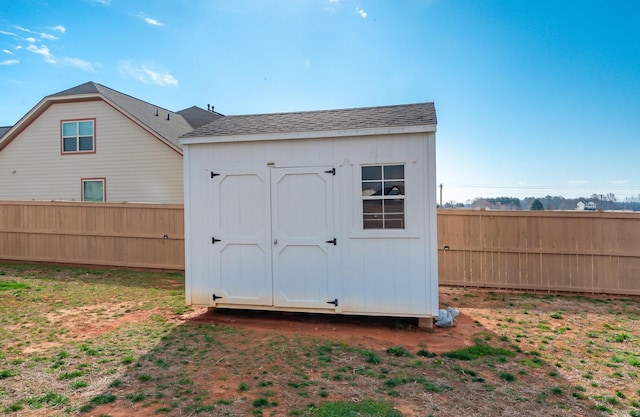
180,124,436,146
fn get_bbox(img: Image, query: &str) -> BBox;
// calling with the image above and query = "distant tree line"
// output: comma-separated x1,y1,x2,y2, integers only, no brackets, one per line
442,194,640,211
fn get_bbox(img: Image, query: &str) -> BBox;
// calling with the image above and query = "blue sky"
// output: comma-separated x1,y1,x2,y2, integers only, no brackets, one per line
1,0,639,203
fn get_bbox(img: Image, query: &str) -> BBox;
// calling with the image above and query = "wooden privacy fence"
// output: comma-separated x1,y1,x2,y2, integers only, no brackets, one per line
0,202,639,295
0,201,184,270
438,209,640,296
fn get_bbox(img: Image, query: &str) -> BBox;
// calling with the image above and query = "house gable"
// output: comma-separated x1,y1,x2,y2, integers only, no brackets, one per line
0,82,213,203
0,82,205,154
0,99,184,203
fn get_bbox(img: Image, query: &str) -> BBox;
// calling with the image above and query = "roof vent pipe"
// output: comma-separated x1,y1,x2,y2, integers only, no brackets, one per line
166,113,170,121
155,109,159,117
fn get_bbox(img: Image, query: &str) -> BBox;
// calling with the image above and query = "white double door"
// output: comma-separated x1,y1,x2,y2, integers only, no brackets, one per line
208,166,337,310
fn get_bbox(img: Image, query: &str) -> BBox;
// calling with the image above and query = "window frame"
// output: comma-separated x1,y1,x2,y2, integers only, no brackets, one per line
81,178,106,202
60,118,96,154
361,164,406,230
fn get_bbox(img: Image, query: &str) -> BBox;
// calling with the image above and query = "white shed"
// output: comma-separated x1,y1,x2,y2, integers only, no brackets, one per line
180,102,438,326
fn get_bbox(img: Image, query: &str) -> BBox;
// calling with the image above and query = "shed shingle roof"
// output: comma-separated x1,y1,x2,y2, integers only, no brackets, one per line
182,102,436,138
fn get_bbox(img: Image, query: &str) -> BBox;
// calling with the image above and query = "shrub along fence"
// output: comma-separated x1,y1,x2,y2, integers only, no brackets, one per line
0,202,638,295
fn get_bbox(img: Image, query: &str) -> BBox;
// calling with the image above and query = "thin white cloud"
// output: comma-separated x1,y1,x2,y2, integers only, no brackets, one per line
14,24,63,41
14,25,32,34
26,43,98,71
3,49,13,54
119,61,178,86
608,180,630,185
356,5,367,18
144,17,163,26
88,0,110,4
27,44,56,63
0,29,17,37
0,59,19,66
25,37,36,43
41,32,59,40
61,57,99,72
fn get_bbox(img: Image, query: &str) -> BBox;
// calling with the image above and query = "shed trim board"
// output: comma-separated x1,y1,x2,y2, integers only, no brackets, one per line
182,103,439,320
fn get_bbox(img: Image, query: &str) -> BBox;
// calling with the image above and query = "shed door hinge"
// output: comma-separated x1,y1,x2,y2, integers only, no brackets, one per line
325,238,337,246
211,172,220,178
327,299,338,307
212,294,223,301
212,237,221,244
324,168,335,175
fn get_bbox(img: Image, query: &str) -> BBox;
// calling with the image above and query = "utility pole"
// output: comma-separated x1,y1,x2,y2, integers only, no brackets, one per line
439,183,443,208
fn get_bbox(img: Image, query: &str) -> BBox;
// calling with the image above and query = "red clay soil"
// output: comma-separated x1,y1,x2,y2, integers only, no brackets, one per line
89,296,475,417
186,305,476,354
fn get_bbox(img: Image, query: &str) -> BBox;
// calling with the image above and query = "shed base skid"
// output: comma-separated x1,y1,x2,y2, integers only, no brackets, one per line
418,317,434,329
200,304,435,330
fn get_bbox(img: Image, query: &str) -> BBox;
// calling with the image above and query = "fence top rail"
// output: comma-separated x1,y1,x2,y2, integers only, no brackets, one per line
0,200,184,209
437,208,640,220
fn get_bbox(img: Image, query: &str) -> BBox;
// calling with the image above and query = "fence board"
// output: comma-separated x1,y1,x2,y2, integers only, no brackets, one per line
0,201,184,270
438,210,640,295
1,202,638,294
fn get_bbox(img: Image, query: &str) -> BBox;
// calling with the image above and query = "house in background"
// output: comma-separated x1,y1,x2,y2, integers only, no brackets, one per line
0,82,221,203
181,102,439,326
576,200,597,211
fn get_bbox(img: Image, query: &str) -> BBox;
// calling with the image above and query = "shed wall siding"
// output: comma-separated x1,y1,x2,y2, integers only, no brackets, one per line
184,132,438,317
0,101,183,203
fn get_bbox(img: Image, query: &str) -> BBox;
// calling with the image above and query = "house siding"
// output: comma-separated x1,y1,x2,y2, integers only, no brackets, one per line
0,100,183,203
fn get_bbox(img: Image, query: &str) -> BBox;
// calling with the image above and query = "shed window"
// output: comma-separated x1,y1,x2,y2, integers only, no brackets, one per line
82,178,105,202
362,165,405,229
62,120,95,153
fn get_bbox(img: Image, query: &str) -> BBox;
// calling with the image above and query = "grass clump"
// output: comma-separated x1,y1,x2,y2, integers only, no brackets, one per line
442,343,514,361
23,392,69,409
0,369,17,379
313,399,402,416
0,280,30,291
385,346,412,357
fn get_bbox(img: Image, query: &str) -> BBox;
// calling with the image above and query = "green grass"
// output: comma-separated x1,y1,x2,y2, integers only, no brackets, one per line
385,346,412,357
312,399,402,417
1,263,639,417
0,280,31,291
441,343,515,361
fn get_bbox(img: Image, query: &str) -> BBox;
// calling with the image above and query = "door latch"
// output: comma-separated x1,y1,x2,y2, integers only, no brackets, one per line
324,168,336,175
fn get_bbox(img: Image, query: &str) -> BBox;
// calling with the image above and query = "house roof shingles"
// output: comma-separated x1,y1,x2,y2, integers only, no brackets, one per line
182,102,436,138
49,82,210,148
177,106,223,129
0,126,11,138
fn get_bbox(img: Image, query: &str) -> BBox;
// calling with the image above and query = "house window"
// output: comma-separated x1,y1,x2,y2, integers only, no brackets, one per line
362,164,405,229
82,178,105,202
62,120,95,153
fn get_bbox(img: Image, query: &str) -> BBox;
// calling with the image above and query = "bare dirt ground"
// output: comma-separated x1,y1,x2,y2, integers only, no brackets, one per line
89,290,480,417
3,271,638,417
